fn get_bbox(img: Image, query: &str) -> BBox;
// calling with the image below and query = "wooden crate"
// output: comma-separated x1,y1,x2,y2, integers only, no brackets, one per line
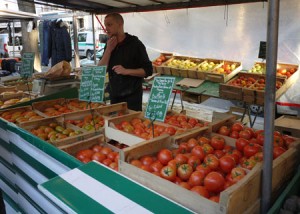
203,60,242,83
196,58,224,80
119,128,260,214
59,134,123,158
66,98,106,111
274,115,300,138
32,98,75,117
94,102,136,118
105,111,182,146
0,105,45,124
0,86,16,93
19,116,100,147
152,53,173,74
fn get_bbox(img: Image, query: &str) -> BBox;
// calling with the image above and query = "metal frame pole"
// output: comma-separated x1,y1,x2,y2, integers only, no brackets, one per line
92,13,96,64
12,21,15,58
72,16,80,68
261,0,280,213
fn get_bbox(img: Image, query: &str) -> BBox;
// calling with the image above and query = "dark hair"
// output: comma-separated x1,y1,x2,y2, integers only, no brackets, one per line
105,13,124,24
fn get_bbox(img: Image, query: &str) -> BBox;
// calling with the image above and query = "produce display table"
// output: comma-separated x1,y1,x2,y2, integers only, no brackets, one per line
39,161,192,213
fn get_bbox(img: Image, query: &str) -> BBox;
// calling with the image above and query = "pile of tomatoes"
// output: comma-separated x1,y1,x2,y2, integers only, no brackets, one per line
164,113,209,129
114,117,182,140
75,143,119,171
129,135,249,202
217,122,295,169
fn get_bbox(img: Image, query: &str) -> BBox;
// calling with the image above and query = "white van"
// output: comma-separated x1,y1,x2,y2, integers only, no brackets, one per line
72,31,106,59
0,34,23,58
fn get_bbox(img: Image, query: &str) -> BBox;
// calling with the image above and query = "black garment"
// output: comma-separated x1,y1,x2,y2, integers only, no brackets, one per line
49,20,72,67
107,33,152,110
0,191,5,214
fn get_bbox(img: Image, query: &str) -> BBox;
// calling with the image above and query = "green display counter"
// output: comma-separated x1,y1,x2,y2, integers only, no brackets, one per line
39,161,193,214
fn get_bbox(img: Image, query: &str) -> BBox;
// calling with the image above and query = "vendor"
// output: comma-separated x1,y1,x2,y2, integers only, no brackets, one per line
98,13,153,111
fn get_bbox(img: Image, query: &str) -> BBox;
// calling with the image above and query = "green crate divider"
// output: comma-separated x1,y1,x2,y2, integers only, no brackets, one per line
2,191,23,213
268,169,300,214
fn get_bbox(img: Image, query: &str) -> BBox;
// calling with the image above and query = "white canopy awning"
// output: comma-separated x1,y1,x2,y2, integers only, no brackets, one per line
0,9,38,22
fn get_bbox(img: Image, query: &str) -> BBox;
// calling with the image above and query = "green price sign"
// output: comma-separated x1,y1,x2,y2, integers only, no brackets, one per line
21,52,35,78
79,67,93,101
90,66,106,103
145,76,175,122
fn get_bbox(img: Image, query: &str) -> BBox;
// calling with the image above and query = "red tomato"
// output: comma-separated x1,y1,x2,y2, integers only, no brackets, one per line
243,143,262,158
229,130,240,139
76,149,94,161
227,149,242,163
219,156,236,173
187,155,201,170
273,147,286,159
168,159,180,169
244,127,255,139
174,153,188,165
100,147,113,156
165,127,176,136
150,161,164,172
179,182,191,190
130,159,143,168
190,186,209,198
140,156,155,166
235,138,250,152
273,135,284,148
188,171,205,187
195,163,212,177
177,164,193,181
218,126,230,136
198,136,211,145
211,136,225,150
256,133,265,146
91,152,106,162
191,146,206,161
187,138,199,151
107,152,118,161
204,154,219,170
202,144,214,155
204,172,225,193
160,166,177,181
157,149,173,165
109,162,118,171
174,176,182,185
102,158,112,166
141,165,153,172
231,122,244,132
283,135,295,148
214,150,225,159
254,130,264,138
249,138,259,145
231,167,246,183
178,142,189,154
81,157,92,163
209,195,220,203
91,145,103,153
241,158,257,170
223,145,233,153
239,130,252,140
253,152,263,162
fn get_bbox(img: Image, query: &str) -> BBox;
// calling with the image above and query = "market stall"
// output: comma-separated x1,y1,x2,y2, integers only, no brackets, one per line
1,0,300,213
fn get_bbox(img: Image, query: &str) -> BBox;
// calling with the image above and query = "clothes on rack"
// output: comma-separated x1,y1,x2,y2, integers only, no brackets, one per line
49,20,72,67
39,19,72,67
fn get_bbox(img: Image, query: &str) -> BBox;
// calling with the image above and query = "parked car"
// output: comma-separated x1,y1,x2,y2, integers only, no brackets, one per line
0,33,23,58
72,31,107,60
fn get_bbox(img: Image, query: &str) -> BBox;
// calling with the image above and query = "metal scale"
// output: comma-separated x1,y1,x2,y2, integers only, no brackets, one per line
32,75,80,95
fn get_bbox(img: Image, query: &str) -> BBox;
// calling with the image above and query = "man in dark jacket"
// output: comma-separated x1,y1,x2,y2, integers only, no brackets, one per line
98,13,152,111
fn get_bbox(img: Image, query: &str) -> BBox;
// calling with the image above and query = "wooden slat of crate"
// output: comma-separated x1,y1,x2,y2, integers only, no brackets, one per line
275,115,300,137
0,86,17,93
219,83,243,101
210,115,236,133
152,53,173,74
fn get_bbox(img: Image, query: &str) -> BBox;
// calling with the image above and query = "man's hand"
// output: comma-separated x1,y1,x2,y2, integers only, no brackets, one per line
106,36,118,53
112,65,128,75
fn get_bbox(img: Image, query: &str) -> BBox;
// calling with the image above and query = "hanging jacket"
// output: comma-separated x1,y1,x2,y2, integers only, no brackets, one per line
49,20,72,67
